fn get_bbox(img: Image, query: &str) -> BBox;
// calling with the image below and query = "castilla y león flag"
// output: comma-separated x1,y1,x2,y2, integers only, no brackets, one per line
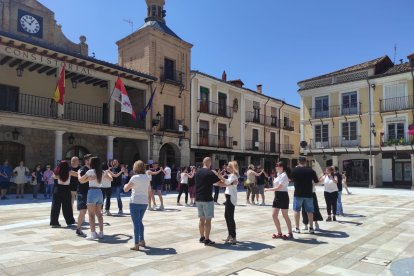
113,77,136,120
52,63,66,105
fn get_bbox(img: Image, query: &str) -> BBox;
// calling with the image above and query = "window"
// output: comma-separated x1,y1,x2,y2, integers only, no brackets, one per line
163,105,175,130
199,120,209,146
157,6,162,17
164,58,175,81
218,124,227,147
252,129,259,150
218,93,227,117
342,121,358,147
314,124,329,148
383,83,407,111
342,92,358,115
199,86,209,113
387,122,405,141
270,107,278,126
253,101,260,123
151,5,157,16
0,84,19,112
314,96,329,118
270,132,276,152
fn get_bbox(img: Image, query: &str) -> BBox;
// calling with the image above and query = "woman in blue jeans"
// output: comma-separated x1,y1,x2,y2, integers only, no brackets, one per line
124,160,151,251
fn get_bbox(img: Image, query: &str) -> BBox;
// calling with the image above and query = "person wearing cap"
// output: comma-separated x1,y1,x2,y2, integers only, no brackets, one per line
291,156,319,234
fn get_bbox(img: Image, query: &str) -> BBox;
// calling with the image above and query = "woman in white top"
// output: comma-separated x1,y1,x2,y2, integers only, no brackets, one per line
215,161,240,244
124,160,151,251
265,162,293,239
78,157,112,240
245,164,264,205
319,166,338,222
50,161,77,227
177,167,194,206
13,161,29,198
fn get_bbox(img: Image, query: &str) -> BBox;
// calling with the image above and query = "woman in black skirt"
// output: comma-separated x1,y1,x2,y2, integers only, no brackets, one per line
265,162,293,239
302,185,323,230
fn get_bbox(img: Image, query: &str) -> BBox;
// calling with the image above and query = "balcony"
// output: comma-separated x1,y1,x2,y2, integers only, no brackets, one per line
159,116,182,132
64,102,103,124
309,103,361,119
380,96,414,113
266,116,280,128
265,142,279,154
197,134,233,148
246,111,265,125
281,144,294,154
198,100,233,118
160,69,185,87
0,92,58,118
309,136,361,149
245,140,264,151
381,136,414,147
283,120,295,131
114,111,145,129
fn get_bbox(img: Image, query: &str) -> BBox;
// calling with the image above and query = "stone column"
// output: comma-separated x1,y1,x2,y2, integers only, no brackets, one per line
332,155,339,168
229,155,235,162
245,156,251,166
108,79,115,125
411,154,414,190
54,131,65,165
107,136,115,161
260,157,265,168
211,153,217,169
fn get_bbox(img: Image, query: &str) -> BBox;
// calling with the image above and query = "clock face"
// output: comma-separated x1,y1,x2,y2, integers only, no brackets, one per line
20,15,40,34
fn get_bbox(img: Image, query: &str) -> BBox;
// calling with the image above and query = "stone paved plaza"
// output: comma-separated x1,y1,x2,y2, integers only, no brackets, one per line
0,187,413,276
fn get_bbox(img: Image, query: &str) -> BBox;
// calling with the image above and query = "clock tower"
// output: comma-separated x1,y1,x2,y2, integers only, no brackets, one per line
117,0,193,166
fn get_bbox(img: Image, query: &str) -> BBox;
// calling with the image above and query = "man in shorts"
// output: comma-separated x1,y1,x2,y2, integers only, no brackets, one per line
195,157,221,246
163,164,172,192
75,154,92,237
291,156,319,234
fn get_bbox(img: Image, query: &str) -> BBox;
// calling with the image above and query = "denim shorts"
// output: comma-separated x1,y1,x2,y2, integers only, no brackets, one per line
87,188,103,205
197,201,214,219
293,196,314,212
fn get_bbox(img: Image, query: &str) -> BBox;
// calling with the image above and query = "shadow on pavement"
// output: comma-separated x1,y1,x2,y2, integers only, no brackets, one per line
139,246,177,256
337,220,363,226
290,238,328,245
343,213,366,218
150,208,181,212
313,229,349,238
212,241,275,251
98,234,132,244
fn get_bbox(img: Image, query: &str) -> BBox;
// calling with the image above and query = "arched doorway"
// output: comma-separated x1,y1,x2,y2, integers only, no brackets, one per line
0,141,24,167
65,146,90,160
159,143,180,167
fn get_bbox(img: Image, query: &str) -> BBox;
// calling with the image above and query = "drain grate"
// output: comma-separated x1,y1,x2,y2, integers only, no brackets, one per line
228,268,276,276
360,256,392,266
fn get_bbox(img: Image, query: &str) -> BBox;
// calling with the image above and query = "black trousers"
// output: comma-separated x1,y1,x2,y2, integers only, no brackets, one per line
224,194,236,238
102,187,112,211
324,191,338,216
213,186,220,202
302,192,323,224
177,184,188,204
50,185,75,226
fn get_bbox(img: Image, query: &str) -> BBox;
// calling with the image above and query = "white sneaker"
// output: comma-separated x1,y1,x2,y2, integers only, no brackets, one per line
260,202,265,206
147,205,152,211
315,222,320,231
302,225,308,231
159,205,165,211
86,232,98,240
98,232,104,239
105,211,112,216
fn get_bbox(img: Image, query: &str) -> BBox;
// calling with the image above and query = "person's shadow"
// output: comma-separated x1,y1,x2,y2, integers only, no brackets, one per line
151,208,181,212
98,234,132,244
290,237,328,245
212,241,275,251
343,213,366,218
138,246,177,256
313,229,349,238
337,220,363,226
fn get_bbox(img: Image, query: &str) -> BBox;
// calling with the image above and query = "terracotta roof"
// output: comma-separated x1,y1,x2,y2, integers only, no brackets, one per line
379,62,411,76
298,56,391,84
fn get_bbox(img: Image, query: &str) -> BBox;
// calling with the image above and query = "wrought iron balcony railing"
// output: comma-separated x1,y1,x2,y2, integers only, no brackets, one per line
309,103,361,119
0,92,58,118
160,69,185,86
380,96,414,113
283,120,295,131
281,144,294,154
245,139,264,151
265,142,279,154
309,136,361,149
198,100,233,118
197,133,233,148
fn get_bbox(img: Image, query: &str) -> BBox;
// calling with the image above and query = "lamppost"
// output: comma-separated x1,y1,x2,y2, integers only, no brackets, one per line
368,82,376,188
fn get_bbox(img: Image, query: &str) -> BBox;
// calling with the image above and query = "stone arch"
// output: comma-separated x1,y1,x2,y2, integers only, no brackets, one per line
159,142,180,167
0,141,25,167
65,146,90,160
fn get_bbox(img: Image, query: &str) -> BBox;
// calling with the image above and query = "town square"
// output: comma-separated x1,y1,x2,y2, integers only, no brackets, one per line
0,0,414,275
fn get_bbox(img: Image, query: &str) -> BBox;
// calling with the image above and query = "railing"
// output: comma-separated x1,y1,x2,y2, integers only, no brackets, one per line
64,102,103,124
309,103,361,119
245,111,265,124
198,100,233,118
160,69,185,86
197,134,233,148
0,93,57,118
283,120,294,131
380,96,414,113
114,111,145,129
245,139,264,151
382,135,414,147
281,144,294,154
265,142,279,154
266,116,280,128
159,116,181,132
309,136,361,149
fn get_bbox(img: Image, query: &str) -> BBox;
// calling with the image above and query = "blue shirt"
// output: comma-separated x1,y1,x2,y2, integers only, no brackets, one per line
0,165,13,183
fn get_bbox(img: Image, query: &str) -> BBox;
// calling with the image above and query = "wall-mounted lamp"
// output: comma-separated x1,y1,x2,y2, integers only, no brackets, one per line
152,112,162,127
12,128,19,140
16,65,24,77
322,154,327,161
68,133,75,145
71,79,78,89
371,123,376,136
371,83,376,89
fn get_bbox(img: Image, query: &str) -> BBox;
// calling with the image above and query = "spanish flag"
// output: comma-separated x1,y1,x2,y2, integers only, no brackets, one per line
52,63,66,105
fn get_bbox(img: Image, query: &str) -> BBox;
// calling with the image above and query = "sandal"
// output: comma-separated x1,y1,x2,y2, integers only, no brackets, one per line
283,233,294,239
130,245,140,251
272,233,284,239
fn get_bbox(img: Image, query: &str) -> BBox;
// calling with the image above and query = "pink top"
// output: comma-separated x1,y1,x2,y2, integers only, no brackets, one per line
43,170,54,185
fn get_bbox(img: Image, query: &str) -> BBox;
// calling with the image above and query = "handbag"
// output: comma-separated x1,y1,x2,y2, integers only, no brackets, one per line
30,178,38,186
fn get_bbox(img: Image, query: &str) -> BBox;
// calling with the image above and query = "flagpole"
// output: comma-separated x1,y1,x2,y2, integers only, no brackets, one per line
107,77,118,125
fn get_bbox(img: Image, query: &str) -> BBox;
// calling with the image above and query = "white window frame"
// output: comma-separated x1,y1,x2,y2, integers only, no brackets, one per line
313,94,330,118
383,114,408,143
339,90,359,115
313,122,330,148
339,119,359,147
382,81,408,100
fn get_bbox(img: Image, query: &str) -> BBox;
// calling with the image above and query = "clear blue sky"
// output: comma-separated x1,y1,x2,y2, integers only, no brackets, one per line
39,0,414,106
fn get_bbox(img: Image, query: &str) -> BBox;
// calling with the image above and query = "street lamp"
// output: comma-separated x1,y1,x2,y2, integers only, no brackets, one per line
368,81,375,188
68,133,75,145
16,65,24,77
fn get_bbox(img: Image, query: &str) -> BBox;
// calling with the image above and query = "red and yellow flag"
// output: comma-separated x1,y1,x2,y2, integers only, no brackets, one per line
52,63,66,105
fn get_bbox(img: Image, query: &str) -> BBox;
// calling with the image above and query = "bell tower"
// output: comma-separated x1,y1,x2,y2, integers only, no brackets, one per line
145,0,166,23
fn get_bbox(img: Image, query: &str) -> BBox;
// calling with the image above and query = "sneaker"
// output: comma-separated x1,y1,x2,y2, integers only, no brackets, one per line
51,224,61,228
333,216,337,222
199,236,206,243
86,232,98,240
260,202,265,206
229,237,238,245
147,205,153,211
177,203,182,206
302,225,308,231
76,229,87,237
204,239,215,246
98,232,104,239
118,210,123,215
159,205,165,211
326,216,332,222
293,228,301,234
105,210,112,216
315,222,320,231
246,201,251,205
309,227,315,234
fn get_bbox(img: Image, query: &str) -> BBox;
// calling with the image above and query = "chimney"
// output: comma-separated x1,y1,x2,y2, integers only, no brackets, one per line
222,70,227,81
408,54,414,67
257,84,262,94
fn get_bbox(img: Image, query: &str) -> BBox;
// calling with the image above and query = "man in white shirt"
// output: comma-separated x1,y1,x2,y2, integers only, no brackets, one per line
164,165,172,192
